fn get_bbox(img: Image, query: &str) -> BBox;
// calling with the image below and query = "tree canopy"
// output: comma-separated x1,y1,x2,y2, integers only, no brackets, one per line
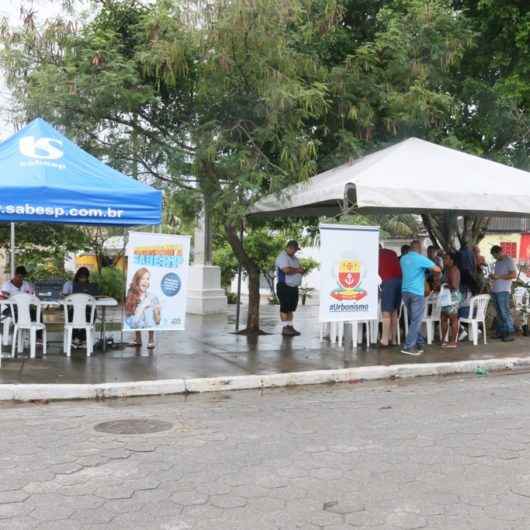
1,0,528,329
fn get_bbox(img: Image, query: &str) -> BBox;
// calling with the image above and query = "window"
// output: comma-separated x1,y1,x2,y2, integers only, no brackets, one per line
501,241,517,258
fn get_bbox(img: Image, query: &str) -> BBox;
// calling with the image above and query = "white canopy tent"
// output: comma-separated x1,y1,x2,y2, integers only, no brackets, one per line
250,138,530,218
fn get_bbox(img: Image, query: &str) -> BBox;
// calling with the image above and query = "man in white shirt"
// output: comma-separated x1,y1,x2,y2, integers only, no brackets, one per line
1,266,34,298
275,240,304,337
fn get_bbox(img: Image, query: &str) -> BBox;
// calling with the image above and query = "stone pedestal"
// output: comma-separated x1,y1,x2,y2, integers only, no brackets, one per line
187,264,227,315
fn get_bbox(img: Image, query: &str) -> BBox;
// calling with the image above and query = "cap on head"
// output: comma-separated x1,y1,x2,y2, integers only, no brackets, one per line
286,240,300,250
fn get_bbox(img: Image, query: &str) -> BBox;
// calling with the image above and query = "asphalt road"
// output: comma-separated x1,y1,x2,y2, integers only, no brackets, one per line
3,372,530,529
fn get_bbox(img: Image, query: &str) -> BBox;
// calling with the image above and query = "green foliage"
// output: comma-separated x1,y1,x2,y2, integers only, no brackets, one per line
1,0,529,323
299,257,319,276
213,243,239,289
214,229,318,291
0,223,88,276
91,267,125,300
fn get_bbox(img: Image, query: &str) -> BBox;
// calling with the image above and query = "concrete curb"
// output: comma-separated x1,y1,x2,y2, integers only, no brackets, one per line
2,356,530,402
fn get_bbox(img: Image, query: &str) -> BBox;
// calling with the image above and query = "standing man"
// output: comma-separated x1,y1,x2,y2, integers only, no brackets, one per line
275,240,304,337
378,245,402,346
400,240,441,356
490,245,517,342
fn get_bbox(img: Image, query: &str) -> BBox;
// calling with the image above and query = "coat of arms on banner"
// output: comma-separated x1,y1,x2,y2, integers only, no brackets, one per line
331,259,367,301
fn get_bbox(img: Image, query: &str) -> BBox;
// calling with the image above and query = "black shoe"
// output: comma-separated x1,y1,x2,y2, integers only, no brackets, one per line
282,326,296,337
502,334,515,342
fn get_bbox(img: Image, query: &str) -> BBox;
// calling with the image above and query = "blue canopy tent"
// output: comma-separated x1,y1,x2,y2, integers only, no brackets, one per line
0,118,162,274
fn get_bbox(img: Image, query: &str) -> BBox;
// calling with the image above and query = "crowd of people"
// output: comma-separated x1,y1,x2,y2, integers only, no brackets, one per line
379,240,517,356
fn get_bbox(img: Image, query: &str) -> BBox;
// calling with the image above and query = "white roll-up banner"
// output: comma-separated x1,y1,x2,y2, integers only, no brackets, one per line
124,231,191,331
319,223,379,322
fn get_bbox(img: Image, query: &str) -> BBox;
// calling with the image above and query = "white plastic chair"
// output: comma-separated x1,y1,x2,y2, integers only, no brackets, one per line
62,294,96,357
397,301,409,344
320,321,345,346
422,293,442,345
9,294,46,359
460,294,491,346
0,303,13,347
513,287,529,314
320,320,370,348
351,320,371,348
369,300,382,345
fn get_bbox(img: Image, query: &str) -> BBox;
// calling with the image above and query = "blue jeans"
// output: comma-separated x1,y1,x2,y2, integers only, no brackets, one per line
402,292,425,350
492,291,514,336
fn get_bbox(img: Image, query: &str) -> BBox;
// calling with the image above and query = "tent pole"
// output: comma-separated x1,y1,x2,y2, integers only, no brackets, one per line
120,227,127,347
235,224,244,332
10,223,15,277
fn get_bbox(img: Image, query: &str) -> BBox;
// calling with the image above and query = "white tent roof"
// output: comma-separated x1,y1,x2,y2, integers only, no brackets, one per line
250,138,530,218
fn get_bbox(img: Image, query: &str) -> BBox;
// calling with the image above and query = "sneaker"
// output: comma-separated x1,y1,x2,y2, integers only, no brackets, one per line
401,348,422,356
502,334,515,342
282,326,296,337
289,326,301,336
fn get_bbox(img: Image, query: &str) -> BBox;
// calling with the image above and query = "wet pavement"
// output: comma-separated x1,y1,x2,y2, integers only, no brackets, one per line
1,304,530,385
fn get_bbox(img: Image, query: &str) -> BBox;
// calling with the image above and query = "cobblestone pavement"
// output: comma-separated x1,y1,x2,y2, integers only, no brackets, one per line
3,373,530,529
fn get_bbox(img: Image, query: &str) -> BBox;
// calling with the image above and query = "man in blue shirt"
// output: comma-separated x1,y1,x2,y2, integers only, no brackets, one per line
400,240,441,355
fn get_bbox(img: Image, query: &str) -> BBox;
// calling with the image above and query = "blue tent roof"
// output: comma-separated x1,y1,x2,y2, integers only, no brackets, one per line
0,118,162,225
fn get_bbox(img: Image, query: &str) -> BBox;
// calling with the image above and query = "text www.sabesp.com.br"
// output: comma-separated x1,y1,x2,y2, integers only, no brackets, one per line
0,204,124,219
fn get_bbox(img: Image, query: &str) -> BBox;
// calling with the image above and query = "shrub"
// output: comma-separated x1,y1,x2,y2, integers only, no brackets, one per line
92,267,125,300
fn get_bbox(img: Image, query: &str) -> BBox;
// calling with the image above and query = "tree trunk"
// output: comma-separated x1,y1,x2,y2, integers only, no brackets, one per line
224,222,263,334
246,266,261,332
422,213,489,251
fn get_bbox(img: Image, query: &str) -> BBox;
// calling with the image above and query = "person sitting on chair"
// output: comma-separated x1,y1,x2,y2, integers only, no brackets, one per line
1,266,34,298
1,266,40,339
63,267,98,348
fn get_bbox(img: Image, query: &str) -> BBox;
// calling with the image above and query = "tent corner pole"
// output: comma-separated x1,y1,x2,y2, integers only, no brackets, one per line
10,223,15,277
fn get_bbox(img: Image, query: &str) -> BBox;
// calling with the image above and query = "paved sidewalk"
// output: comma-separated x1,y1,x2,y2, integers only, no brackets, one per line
3,373,530,529
1,305,530,385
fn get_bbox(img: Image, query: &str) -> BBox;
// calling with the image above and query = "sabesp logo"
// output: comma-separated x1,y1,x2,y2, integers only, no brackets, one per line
19,136,64,160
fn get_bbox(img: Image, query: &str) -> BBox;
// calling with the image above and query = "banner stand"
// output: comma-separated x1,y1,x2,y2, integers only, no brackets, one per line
124,231,191,333
319,223,380,324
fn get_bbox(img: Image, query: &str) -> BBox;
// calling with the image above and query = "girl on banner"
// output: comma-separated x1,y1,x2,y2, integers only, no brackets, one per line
125,267,161,349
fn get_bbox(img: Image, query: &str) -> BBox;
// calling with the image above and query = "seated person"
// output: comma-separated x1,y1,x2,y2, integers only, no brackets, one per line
63,267,99,296
1,266,34,298
1,266,40,337
63,267,99,346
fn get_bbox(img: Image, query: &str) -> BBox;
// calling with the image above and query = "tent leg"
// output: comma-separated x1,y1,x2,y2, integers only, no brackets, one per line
10,223,15,277
119,228,128,347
